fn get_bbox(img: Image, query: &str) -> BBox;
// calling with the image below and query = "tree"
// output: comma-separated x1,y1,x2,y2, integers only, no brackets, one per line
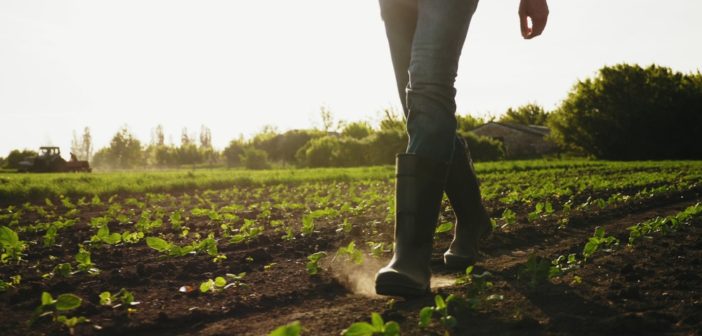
456,114,486,132
319,106,336,132
70,130,81,160
378,108,405,132
223,137,247,167
549,64,702,160
3,149,37,169
81,127,93,162
151,125,165,146
499,103,549,126
341,121,373,140
239,147,270,170
92,126,142,168
199,125,212,149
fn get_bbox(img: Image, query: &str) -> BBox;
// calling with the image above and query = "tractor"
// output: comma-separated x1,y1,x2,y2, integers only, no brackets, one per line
17,147,91,173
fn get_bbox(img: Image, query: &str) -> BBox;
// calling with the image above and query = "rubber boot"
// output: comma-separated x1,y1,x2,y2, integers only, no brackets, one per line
375,154,449,297
443,137,492,269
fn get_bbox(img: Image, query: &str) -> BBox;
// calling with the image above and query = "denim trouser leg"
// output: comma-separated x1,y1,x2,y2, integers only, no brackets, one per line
379,0,479,163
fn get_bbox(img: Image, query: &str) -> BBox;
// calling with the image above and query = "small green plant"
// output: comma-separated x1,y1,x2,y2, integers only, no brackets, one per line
306,251,326,275
499,208,517,228
99,288,139,311
366,242,391,258
455,266,493,295
33,292,88,333
268,320,302,336
435,222,453,235
301,213,315,235
336,241,364,265
200,276,227,293
146,234,218,257
582,227,619,261
75,246,100,275
45,262,74,279
342,312,400,336
90,224,122,245
518,255,551,287
419,294,458,330
549,253,580,277
0,275,21,292
628,203,702,245
43,224,58,247
0,225,26,263
230,219,264,244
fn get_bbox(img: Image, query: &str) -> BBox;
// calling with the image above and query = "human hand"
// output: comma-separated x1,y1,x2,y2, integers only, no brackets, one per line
519,0,549,39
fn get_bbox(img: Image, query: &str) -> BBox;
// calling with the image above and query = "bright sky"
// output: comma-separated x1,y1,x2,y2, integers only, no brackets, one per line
1,0,701,156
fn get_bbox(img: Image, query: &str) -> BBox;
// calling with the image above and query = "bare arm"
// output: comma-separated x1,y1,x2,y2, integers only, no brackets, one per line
519,0,549,39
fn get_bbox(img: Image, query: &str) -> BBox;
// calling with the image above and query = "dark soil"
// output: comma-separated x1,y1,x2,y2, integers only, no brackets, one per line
1,187,701,336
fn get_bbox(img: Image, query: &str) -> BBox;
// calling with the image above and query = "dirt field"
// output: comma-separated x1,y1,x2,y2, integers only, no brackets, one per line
1,164,701,335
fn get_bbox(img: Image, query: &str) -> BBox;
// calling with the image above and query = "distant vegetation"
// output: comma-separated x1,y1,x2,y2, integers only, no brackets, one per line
549,64,702,160
2,63,699,170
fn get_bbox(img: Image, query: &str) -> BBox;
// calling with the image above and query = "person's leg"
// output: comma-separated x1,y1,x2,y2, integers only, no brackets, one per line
375,0,480,297
406,0,479,163
378,0,416,117
443,136,492,269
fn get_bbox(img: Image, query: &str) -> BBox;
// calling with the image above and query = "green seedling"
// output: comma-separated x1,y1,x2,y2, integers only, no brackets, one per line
550,253,580,277
435,222,454,235
419,294,458,330
518,255,551,287
230,219,263,244
306,251,326,276
366,242,391,258
337,218,352,234
268,320,302,336
500,208,517,228
146,234,218,257
169,210,184,230
44,263,75,279
582,227,619,261
75,246,100,275
224,272,247,288
99,288,139,312
455,266,493,296
33,291,87,333
628,203,702,245
0,225,26,263
90,224,122,245
0,275,21,292
200,276,227,293
301,214,315,235
43,224,58,247
342,312,400,336
121,231,144,244
281,227,295,241
91,195,102,206
336,241,364,265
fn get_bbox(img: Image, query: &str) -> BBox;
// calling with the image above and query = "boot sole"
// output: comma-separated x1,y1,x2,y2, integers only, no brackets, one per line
375,273,430,297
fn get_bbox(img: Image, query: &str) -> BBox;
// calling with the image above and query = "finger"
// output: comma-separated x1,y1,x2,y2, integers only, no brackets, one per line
527,15,548,39
519,13,530,38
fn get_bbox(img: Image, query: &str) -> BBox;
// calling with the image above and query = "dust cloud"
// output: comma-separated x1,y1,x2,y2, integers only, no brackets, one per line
327,257,456,297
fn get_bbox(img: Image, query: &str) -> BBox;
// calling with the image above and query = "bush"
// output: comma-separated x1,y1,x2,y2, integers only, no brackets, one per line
363,129,408,165
460,132,505,161
3,149,38,169
296,136,340,168
549,64,702,160
239,147,270,170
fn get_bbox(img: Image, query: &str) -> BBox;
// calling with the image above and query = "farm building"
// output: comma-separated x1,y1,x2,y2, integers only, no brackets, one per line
471,122,558,158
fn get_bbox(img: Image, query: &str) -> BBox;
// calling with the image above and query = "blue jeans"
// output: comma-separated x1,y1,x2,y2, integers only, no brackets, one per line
379,0,479,163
